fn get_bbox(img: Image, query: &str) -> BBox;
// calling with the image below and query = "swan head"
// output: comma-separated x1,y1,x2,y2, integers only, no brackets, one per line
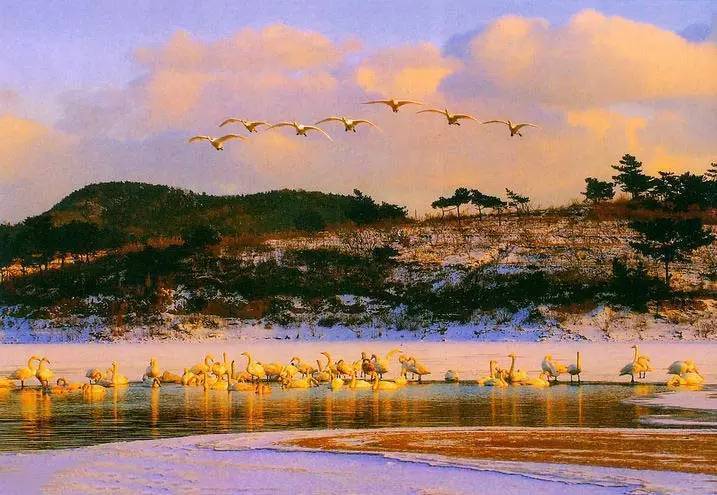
508,353,516,358
41,357,51,364
544,354,552,360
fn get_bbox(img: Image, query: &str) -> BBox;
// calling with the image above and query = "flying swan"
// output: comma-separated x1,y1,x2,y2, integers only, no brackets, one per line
482,120,537,137
267,121,333,141
218,118,269,133
363,98,422,113
315,116,380,133
417,108,478,126
188,134,245,150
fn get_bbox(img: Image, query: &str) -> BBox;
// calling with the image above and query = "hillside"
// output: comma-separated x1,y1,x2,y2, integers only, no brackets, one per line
45,182,407,239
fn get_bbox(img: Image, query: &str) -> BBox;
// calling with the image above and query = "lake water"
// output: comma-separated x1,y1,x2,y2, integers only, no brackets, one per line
1,382,714,451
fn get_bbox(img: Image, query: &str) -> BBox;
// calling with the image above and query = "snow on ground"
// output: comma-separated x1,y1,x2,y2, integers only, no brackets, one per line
628,390,717,412
0,341,715,385
0,429,713,495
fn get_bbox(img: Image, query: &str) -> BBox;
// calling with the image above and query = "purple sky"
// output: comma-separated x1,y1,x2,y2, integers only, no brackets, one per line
0,2,715,222
2,1,713,120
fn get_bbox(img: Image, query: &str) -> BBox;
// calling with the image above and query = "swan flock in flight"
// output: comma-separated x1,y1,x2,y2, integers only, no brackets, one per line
189,96,538,150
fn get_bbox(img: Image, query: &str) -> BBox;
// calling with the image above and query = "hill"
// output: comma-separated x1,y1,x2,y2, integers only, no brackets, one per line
46,182,407,240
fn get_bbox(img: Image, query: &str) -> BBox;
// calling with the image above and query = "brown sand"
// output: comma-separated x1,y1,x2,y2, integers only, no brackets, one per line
284,428,717,475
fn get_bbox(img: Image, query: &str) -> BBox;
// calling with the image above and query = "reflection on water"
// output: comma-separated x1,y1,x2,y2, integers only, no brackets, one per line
0,383,713,451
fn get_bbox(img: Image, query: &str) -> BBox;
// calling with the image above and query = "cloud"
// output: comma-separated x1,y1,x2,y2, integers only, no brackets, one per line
1,12,715,223
355,43,460,100
467,10,717,107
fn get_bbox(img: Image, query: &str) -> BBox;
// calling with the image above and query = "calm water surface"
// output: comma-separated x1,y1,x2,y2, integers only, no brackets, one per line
0,383,714,451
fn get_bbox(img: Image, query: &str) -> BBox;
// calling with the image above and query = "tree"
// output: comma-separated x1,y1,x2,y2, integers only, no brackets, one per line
293,209,326,233
15,215,58,270
183,224,222,249
431,187,472,224
56,221,102,263
582,178,615,203
0,224,17,281
505,189,530,215
649,171,708,211
704,162,717,208
431,196,454,219
629,218,714,288
347,189,407,225
611,154,652,200
470,190,506,220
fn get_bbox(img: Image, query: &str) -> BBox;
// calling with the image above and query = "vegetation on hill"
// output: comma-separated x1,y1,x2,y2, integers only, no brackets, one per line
0,183,406,275
1,154,717,338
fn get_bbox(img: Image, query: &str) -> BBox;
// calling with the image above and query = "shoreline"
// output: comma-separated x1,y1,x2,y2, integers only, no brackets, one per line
0,428,714,495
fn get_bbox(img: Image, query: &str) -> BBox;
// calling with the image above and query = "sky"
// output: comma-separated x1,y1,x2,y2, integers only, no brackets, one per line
1,1,716,222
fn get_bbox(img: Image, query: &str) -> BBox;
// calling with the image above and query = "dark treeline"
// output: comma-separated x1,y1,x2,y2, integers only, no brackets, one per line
0,183,406,277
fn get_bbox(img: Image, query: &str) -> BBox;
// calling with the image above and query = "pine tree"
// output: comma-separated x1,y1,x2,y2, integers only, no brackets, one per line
611,154,652,199
582,178,615,203
629,218,714,288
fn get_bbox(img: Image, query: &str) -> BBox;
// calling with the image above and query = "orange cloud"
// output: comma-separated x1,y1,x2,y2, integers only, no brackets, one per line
469,10,717,106
355,43,460,100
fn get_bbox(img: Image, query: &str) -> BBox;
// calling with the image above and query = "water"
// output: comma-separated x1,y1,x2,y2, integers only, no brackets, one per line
0,382,714,451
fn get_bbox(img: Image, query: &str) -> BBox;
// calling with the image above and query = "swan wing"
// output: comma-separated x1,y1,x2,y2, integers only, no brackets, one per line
303,125,333,141
514,123,538,130
218,118,242,127
482,120,509,126
215,134,245,144
353,119,381,130
395,100,422,107
363,100,393,106
454,114,478,122
417,109,446,115
619,362,635,375
315,117,344,125
188,135,211,143
267,122,296,130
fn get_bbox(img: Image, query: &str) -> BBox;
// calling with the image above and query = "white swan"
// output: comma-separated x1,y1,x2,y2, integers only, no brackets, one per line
634,345,652,379
218,118,269,133
667,360,698,375
35,357,54,388
567,351,582,384
417,108,478,126
444,370,460,382
315,116,380,133
619,345,645,383
541,355,558,381
506,353,528,384
11,355,40,388
363,98,422,113
188,134,245,150
145,357,161,379
266,121,333,141
85,368,103,384
482,120,537,137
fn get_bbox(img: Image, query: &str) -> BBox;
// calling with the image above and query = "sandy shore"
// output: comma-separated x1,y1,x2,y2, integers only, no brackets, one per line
0,428,714,495
285,427,717,475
